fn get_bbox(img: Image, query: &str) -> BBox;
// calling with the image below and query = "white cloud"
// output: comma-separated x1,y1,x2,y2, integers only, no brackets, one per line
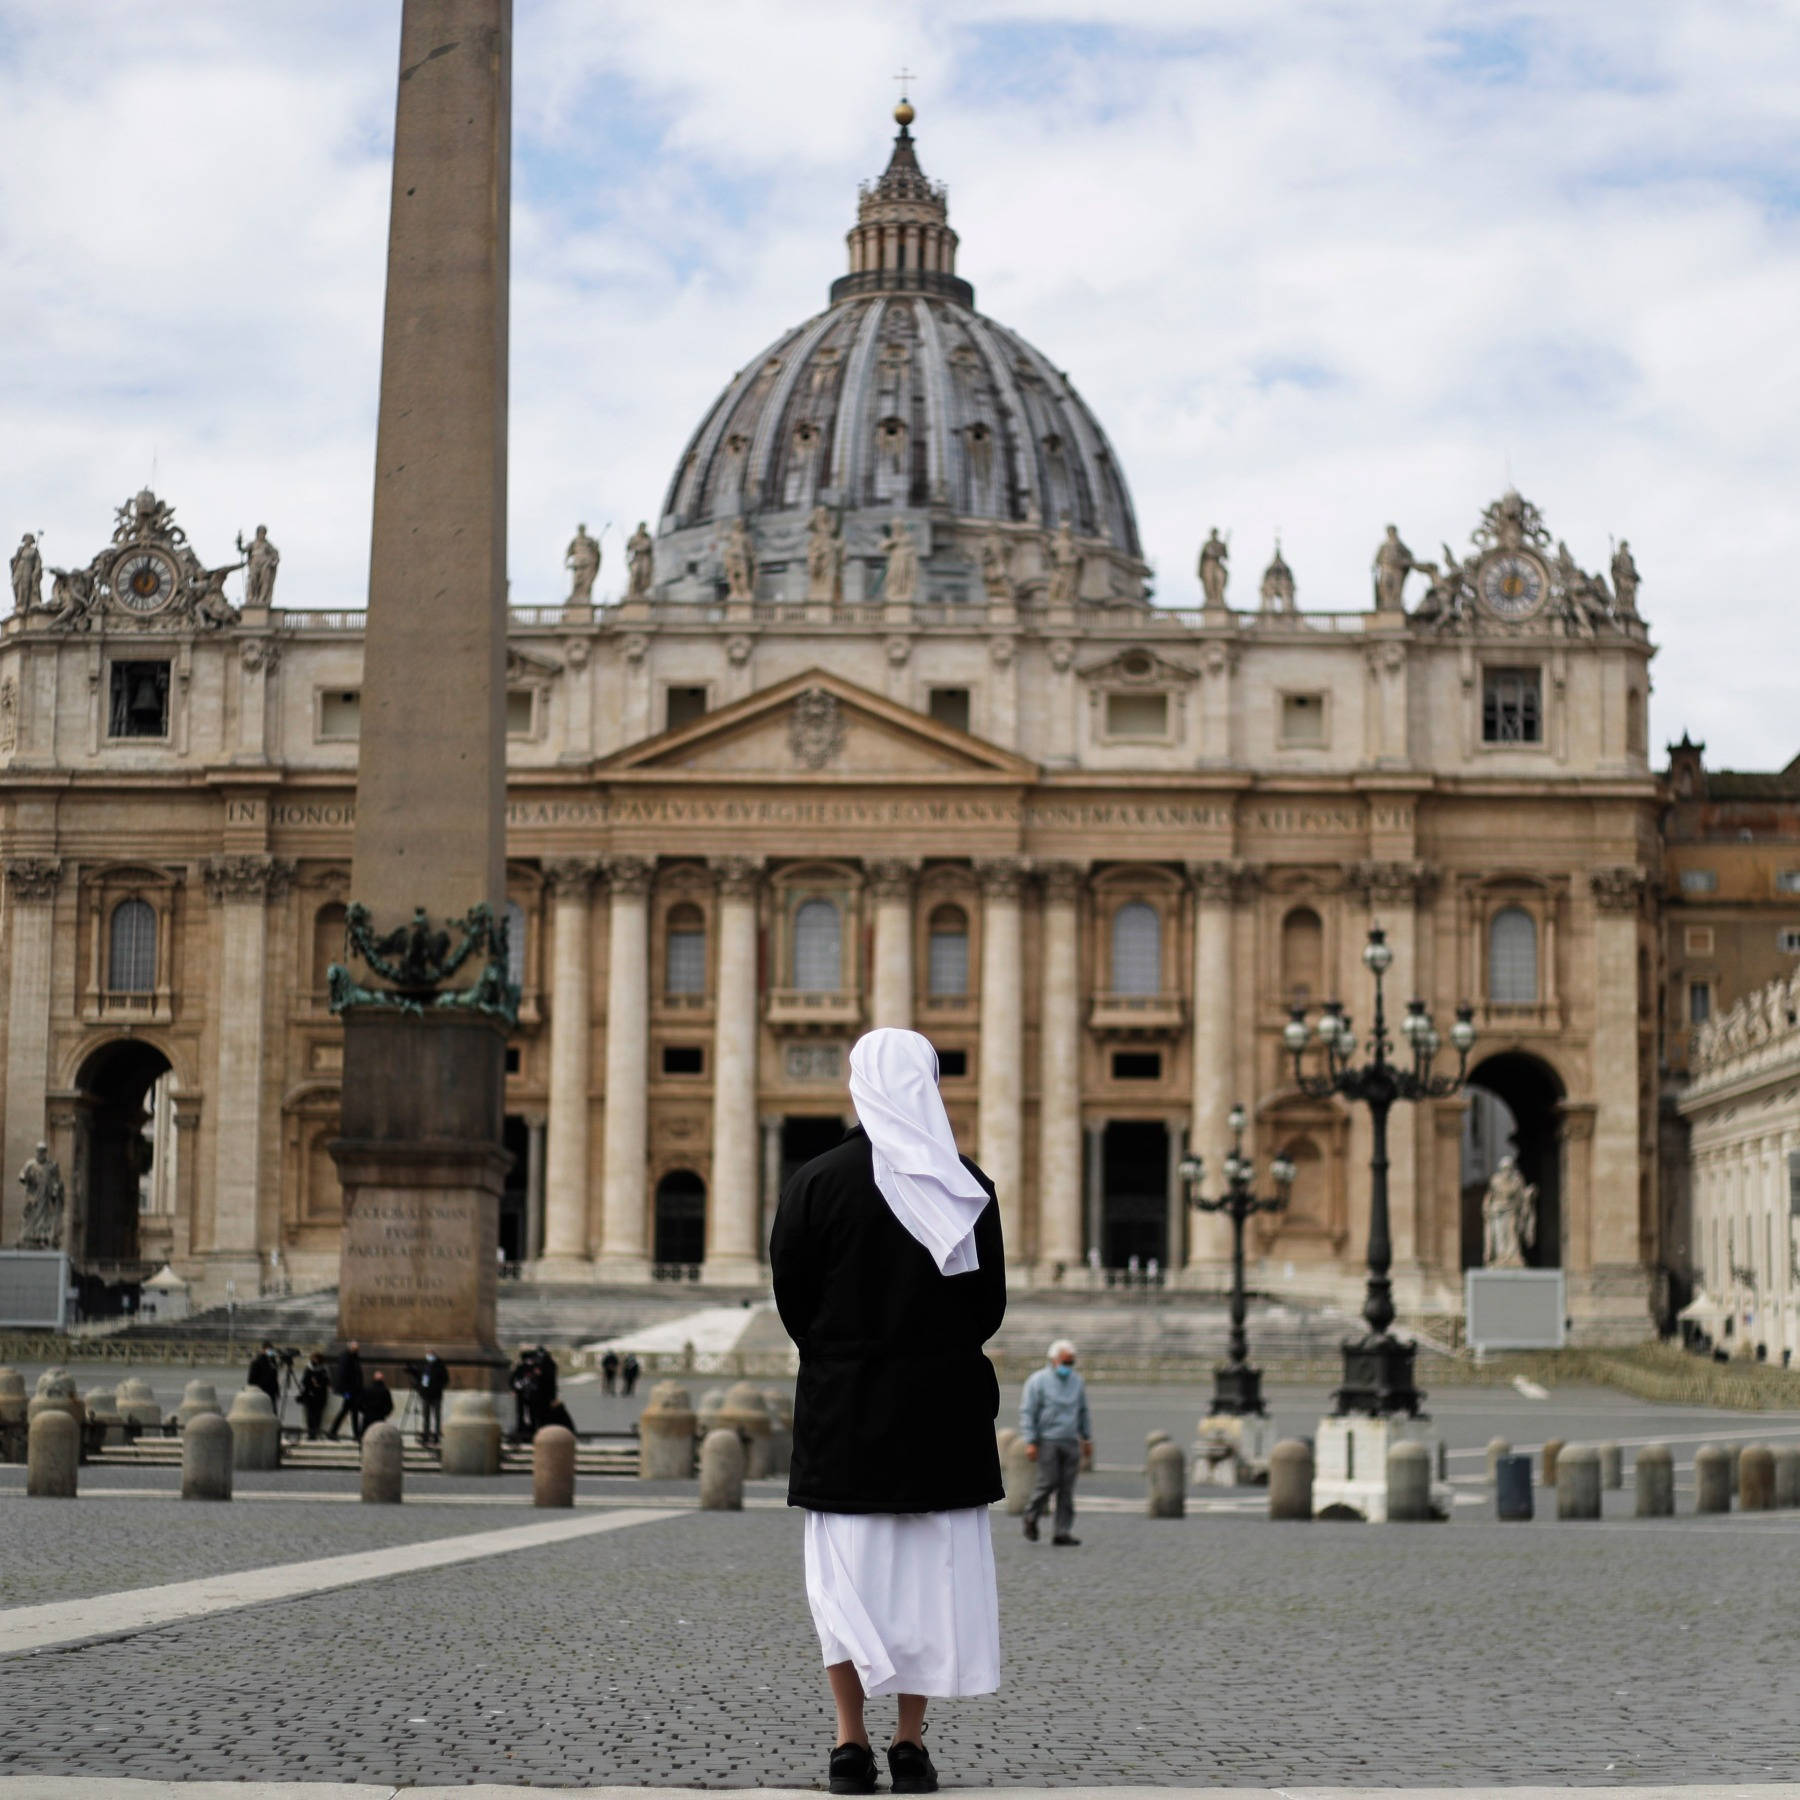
1,0,1796,765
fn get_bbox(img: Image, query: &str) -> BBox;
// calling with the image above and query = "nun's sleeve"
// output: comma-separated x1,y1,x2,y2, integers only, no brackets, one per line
770,1168,821,1351
967,1180,1007,1342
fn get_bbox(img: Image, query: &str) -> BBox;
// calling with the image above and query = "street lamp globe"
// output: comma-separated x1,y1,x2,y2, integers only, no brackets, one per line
1177,1154,1204,1188
1450,1006,1478,1054
1283,1010,1310,1052
1227,1103,1248,1136
1272,1155,1297,1188
1362,928,1393,975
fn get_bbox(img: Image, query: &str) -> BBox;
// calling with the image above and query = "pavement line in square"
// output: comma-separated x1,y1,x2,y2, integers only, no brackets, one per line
0,1506,682,1660
2,1784,1799,1800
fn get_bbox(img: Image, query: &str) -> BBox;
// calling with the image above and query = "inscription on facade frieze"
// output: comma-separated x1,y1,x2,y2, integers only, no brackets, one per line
610,796,1022,828
1244,805,1364,834
271,802,357,828
1023,801,1234,831
224,798,266,824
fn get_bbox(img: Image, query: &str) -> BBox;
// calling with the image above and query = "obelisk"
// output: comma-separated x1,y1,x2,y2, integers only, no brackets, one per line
330,0,513,1382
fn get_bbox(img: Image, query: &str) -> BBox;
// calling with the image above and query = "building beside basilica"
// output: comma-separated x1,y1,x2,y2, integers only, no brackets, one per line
0,106,1664,1339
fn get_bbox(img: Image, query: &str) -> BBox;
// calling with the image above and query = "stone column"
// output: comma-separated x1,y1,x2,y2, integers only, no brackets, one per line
1585,868,1648,1322
1084,1122,1105,1270
204,857,292,1279
760,1114,784,1253
539,858,597,1280
1036,863,1084,1277
2,858,61,1242
867,860,916,1030
596,856,652,1281
706,858,763,1285
977,858,1026,1261
1186,861,1240,1279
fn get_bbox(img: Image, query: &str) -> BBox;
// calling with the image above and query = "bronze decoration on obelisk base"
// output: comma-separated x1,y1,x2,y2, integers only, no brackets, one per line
328,1,516,1387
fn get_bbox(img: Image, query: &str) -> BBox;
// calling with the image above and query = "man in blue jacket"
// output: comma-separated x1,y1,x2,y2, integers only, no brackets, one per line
1019,1338,1092,1546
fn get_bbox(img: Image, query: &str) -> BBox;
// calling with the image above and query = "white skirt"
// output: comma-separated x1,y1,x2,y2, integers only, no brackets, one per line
803,1506,1000,1698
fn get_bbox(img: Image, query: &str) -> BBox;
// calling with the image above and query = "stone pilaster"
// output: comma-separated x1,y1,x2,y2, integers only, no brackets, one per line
867,859,916,1029
706,857,764,1284
596,855,652,1281
976,857,1026,1261
538,858,598,1279
2,857,61,1243
1186,860,1250,1279
1036,862,1084,1277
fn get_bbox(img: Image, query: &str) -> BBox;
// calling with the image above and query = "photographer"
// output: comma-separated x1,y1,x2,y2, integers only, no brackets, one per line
360,1370,395,1429
298,1351,331,1440
247,1340,281,1409
413,1350,448,1447
327,1339,364,1442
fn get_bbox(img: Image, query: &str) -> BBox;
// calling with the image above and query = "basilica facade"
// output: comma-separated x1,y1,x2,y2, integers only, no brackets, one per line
0,108,1663,1338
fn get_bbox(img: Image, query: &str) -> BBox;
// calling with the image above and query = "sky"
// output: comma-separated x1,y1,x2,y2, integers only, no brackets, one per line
1,1,1796,767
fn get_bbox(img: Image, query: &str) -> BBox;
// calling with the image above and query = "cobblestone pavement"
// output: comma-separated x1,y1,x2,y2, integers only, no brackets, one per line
4,1496,1800,1788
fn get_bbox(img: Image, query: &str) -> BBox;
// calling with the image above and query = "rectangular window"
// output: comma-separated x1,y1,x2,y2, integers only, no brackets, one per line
1688,981,1712,1025
1778,871,1800,895
109,662,170,739
1684,926,1715,955
1280,692,1326,746
318,690,361,740
662,1045,705,1076
665,686,708,732
1680,869,1717,895
928,687,971,733
1111,1051,1162,1081
1105,691,1168,739
1481,668,1541,744
504,1046,522,1075
935,1048,968,1078
506,689,536,737
1779,928,1800,955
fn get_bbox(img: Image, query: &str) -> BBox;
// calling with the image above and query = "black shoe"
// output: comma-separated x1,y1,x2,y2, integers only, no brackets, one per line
888,1738,938,1794
1022,1516,1039,1542
828,1742,878,1795
1052,1533,1081,1547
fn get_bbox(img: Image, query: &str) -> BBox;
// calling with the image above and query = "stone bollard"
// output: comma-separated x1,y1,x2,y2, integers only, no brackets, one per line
695,1386,728,1435
0,1366,26,1425
1693,1444,1730,1513
361,1421,405,1504
718,1382,774,1478
638,1382,698,1479
1145,1429,1171,1469
227,1388,281,1471
1635,1443,1674,1517
30,1367,84,1431
1147,1440,1185,1517
1556,1443,1601,1520
1540,1437,1565,1487
86,1387,128,1447
116,1377,162,1431
1773,1445,1800,1509
533,1424,577,1508
181,1413,234,1501
1268,1439,1313,1520
1598,1442,1623,1490
1495,1452,1533,1521
440,1392,503,1475
176,1380,222,1429
1738,1444,1776,1511
1002,1431,1036,1514
761,1387,794,1478
1485,1437,1511,1484
698,1425,745,1510
26,1408,78,1497
1387,1439,1433,1522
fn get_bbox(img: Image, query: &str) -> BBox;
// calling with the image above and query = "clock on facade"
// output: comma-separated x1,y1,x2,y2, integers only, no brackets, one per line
112,548,179,614
1477,550,1546,620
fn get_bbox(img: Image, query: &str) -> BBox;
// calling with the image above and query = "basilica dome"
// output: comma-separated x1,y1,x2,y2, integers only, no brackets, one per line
653,106,1147,607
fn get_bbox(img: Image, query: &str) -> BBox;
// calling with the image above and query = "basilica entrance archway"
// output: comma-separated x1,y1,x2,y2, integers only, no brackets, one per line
1101,1120,1170,1271
1462,1051,1564,1269
70,1038,172,1272
653,1169,707,1271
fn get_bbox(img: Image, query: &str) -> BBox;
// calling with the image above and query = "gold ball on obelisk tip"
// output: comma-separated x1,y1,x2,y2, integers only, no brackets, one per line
894,99,915,127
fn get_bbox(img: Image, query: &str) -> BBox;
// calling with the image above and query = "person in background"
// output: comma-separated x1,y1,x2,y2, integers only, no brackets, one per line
298,1351,331,1440
360,1370,395,1429
1019,1338,1092,1547
600,1349,621,1394
508,1348,537,1443
415,1350,448,1447
327,1340,364,1442
620,1352,641,1396
247,1340,280,1409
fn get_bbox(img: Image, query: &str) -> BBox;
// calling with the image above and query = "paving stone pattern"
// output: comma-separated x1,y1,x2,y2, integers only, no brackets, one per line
4,1505,1800,1787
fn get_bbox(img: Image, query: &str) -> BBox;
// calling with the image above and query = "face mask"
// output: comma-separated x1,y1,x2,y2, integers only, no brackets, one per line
1053,1362,1074,1379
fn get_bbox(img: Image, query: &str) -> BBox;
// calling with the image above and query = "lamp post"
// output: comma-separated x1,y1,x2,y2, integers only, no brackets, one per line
1284,926,1476,1417
1178,1104,1295,1417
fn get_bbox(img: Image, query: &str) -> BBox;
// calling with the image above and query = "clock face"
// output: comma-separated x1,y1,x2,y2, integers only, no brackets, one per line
1478,551,1546,620
113,549,179,613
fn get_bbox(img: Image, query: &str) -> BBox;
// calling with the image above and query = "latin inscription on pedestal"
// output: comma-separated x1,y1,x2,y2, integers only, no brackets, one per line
339,1186,497,1353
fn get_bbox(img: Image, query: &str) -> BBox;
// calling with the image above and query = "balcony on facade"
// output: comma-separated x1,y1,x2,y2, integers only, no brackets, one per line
765,988,864,1034
1087,990,1187,1039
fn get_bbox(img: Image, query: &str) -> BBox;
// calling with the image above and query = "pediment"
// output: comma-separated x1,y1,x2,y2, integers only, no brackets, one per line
597,669,1038,781
1076,647,1198,685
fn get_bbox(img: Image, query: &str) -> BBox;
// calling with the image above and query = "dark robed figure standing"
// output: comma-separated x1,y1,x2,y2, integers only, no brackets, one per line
772,1028,1006,1796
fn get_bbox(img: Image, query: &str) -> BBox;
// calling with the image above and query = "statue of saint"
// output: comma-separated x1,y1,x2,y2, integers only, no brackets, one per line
626,521,655,600
1610,540,1640,616
46,565,96,631
565,523,601,603
1046,520,1081,608
882,517,919,604
10,533,42,614
235,526,280,607
1372,524,1414,612
721,517,756,603
980,531,1012,603
1198,528,1228,609
1480,1155,1537,1270
191,564,242,630
805,506,840,602
1259,543,1295,612
17,1142,65,1251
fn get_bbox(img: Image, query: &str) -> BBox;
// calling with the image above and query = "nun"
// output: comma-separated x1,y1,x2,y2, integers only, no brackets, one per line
771,1027,1006,1796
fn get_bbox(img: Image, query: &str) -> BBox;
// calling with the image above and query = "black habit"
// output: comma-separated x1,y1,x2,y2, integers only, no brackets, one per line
771,1125,1006,1514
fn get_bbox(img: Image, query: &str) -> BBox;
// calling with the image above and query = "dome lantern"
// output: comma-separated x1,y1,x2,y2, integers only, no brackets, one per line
833,100,970,307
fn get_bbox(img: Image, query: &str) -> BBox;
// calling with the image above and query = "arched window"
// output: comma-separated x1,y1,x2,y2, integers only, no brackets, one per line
1489,907,1538,1004
311,902,347,992
927,904,969,997
1280,906,1324,1004
108,898,157,993
504,899,527,990
1111,901,1162,995
664,903,706,995
793,899,842,992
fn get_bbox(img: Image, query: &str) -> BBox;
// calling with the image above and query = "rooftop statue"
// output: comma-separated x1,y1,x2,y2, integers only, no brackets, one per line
980,531,1012,604
565,523,601,604
882,517,919,603
1197,528,1228,609
805,506,840,603
1046,520,1081,608
1372,524,1415,612
1610,540,1640,617
626,521,655,600
237,526,280,608
10,533,42,614
721,517,756,604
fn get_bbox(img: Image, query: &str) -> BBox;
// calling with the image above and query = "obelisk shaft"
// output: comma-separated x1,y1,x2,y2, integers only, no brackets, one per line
334,0,513,1377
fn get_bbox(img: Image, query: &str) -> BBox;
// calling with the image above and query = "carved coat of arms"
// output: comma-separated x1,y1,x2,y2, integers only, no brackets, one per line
788,688,845,770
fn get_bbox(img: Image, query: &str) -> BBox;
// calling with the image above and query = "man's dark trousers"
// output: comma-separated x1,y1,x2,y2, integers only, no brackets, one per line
1024,1437,1082,1537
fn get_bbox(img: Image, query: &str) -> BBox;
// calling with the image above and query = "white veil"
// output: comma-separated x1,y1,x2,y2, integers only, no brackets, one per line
848,1028,990,1275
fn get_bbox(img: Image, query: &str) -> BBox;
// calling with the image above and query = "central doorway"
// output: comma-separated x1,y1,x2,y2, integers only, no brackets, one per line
653,1170,707,1269
1101,1120,1170,1269
499,1116,529,1266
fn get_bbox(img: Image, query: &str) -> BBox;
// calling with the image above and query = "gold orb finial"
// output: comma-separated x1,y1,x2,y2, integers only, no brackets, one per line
894,97,915,127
